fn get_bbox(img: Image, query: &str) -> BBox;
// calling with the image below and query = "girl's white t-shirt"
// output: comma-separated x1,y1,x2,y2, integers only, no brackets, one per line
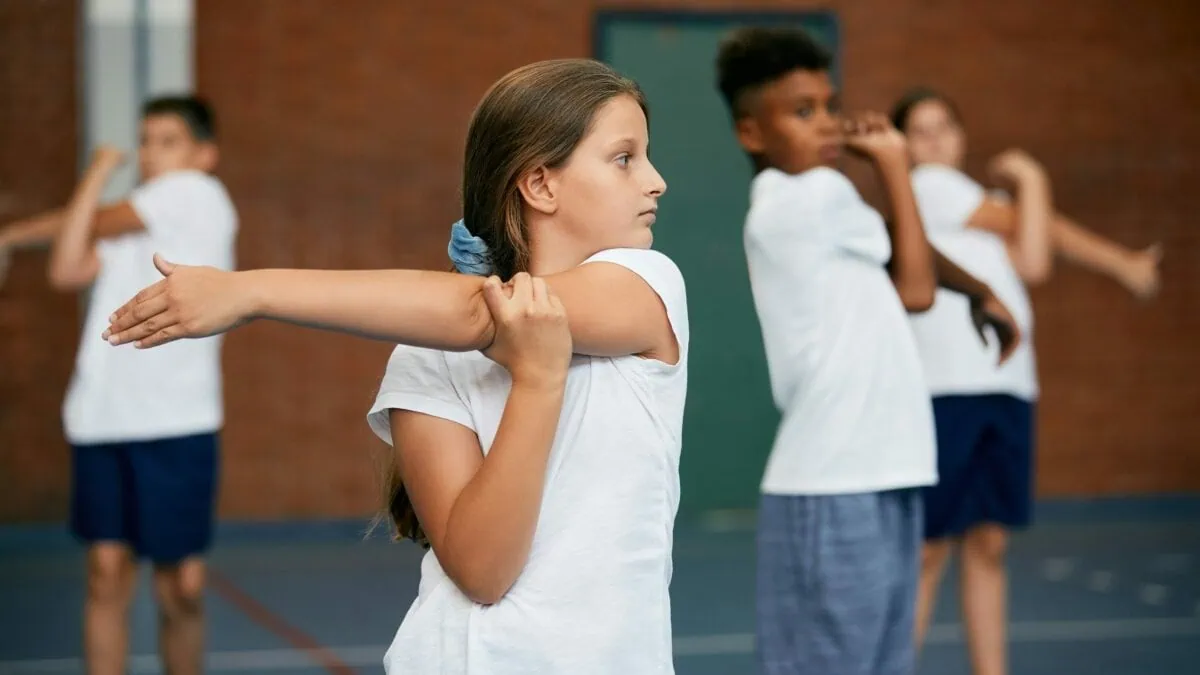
367,248,689,675
907,163,1039,401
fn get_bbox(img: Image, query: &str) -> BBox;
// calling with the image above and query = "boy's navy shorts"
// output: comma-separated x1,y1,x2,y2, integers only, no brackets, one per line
70,431,219,564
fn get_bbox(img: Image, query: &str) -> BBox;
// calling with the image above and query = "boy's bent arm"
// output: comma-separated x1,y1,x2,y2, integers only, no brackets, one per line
933,249,989,301
1,205,141,253
47,150,127,290
877,153,936,312
932,248,1022,363
0,209,64,251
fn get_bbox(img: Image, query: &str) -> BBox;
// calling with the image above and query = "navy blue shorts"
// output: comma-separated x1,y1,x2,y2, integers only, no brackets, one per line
923,394,1035,541
757,489,922,675
70,432,219,564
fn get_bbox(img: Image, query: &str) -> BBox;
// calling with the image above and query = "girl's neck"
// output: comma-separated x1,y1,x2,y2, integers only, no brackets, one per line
527,246,586,277
525,215,589,277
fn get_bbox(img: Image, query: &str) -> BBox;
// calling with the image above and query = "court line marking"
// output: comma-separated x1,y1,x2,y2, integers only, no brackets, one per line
207,570,356,675
2,617,1198,673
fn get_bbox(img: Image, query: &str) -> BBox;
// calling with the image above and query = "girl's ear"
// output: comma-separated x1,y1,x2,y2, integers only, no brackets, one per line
516,165,559,216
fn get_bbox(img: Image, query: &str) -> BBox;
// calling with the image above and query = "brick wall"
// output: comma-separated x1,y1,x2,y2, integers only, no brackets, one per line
0,0,82,521
2,0,1196,521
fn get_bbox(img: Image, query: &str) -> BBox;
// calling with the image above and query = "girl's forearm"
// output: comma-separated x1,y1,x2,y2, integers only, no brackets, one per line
243,268,496,351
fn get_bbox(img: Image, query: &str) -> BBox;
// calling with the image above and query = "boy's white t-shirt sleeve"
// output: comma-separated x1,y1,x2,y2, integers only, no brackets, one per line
128,171,236,258
911,164,986,230
581,248,689,368
755,167,889,263
367,345,475,446
129,172,202,236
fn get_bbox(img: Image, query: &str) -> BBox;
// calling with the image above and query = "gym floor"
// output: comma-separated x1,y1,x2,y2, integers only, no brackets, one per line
1,496,1198,674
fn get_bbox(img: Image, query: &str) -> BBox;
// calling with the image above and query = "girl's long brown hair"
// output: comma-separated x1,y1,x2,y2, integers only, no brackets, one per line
378,59,646,547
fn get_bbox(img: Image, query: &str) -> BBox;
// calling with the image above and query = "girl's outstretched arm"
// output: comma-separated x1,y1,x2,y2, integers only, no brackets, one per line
967,192,1161,298
103,249,683,363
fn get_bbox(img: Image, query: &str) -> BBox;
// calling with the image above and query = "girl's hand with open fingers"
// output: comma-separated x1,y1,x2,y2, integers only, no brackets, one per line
103,253,255,348
480,272,572,388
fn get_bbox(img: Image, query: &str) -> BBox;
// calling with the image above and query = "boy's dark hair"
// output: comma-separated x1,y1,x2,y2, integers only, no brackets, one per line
889,87,962,133
716,26,833,120
141,95,216,142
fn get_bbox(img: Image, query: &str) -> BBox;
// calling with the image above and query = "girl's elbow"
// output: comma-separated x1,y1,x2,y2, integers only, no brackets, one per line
1018,256,1054,286
463,581,507,606
1023,266,1052,286
448,562,515,606
437,536,521,605
460,286,497,351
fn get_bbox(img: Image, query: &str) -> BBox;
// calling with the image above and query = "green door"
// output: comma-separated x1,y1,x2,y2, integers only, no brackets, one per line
595,11,840,516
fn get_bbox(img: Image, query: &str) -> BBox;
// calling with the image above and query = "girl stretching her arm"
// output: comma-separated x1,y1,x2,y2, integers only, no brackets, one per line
104,59,689,675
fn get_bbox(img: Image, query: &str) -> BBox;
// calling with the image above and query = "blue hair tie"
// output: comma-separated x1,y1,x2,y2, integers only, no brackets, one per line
447,219,493,276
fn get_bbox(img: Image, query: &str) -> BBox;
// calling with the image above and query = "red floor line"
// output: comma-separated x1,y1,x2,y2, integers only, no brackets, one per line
208,569,358,675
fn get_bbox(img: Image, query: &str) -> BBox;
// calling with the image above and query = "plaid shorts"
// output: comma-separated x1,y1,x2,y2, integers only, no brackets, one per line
756,488,922,675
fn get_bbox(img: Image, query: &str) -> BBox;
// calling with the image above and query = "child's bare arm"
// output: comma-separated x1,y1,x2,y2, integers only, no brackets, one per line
102,254,680,363
47,147,130,290
0,209,64,251
932,250,1021,364
845,112,936,312
1,205,142,252
387,275,570,605
967,202,1161,298
1053,216,1162,299
986,150,1053,284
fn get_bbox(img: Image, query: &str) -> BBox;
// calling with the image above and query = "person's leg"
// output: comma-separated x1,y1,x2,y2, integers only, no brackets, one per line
153,559,208,675
132,432,220,675
960,523,1009,675
84,543,139,675
71,443,139,675
959,396,1035,675
915,396,980,653
914,537,953,647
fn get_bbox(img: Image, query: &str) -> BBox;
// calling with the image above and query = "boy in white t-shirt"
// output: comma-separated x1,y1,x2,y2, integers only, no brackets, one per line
715,27,1021,675
0,96,237,675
